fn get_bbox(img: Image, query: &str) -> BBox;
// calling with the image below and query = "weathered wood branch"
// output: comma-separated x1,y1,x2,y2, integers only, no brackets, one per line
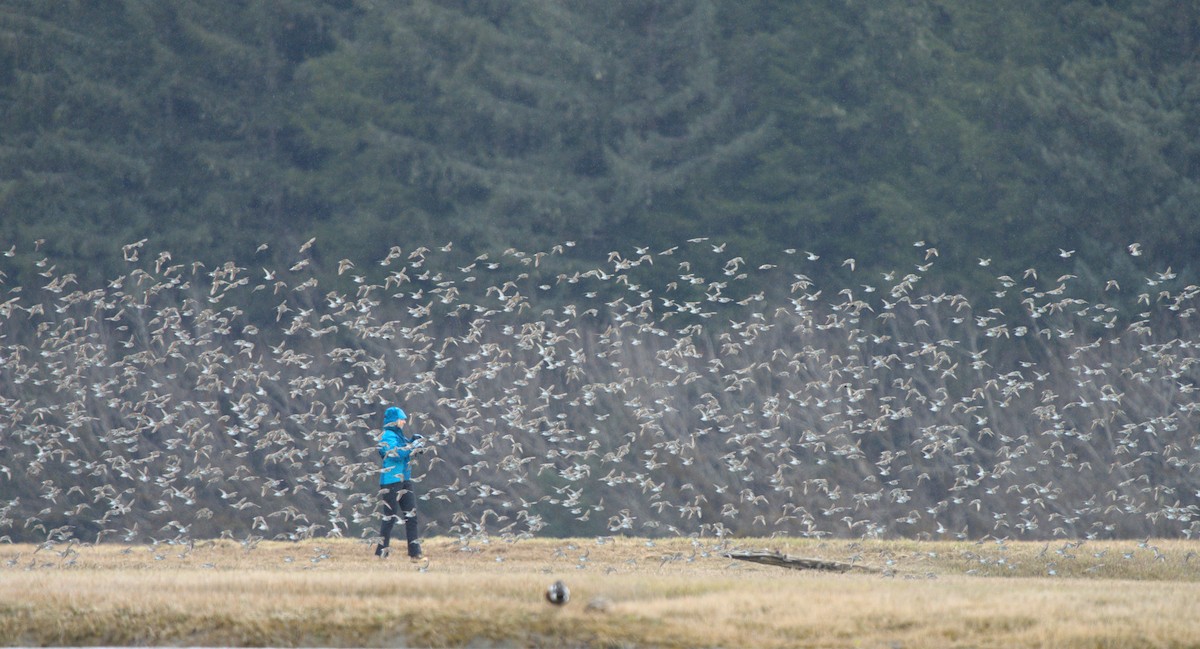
724,550,880,573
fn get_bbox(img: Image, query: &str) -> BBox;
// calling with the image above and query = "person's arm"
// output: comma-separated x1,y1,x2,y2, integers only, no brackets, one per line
378,430,403,459
395,433,425,456
382,430,421,461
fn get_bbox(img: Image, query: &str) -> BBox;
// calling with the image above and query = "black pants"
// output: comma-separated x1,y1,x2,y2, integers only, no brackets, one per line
379,480,420,557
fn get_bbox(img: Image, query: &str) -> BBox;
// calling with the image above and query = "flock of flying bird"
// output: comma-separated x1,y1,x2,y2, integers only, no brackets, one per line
1,235,1199,563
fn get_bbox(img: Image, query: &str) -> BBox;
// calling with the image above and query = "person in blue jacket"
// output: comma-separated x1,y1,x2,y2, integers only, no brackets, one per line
375,406,424,559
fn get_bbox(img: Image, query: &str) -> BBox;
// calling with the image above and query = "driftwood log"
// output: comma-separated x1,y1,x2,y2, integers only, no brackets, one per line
724,550,880,573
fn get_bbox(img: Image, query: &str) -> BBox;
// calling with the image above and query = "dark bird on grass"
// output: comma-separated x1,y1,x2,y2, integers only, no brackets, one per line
545,580,570,606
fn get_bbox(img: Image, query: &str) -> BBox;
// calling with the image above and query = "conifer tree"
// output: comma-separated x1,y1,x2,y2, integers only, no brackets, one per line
295,0,770,258
0,1,345,284
1017,0,1200,266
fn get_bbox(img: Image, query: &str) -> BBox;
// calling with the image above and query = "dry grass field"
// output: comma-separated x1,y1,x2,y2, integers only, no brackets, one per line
2,536,1199,648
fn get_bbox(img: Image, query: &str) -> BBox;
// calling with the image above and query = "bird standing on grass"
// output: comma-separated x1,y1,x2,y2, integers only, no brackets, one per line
545,580,570,605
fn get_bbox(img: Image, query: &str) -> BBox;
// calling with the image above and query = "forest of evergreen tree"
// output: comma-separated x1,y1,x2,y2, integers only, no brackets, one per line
2,0,1197,302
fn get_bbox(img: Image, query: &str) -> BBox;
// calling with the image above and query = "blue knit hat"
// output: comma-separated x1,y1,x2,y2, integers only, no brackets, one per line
383,406,407,426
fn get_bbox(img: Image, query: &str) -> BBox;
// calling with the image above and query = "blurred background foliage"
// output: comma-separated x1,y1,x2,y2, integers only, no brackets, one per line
1,0,1197,305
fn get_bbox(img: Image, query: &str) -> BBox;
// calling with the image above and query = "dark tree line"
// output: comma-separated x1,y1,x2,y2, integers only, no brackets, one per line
1,0,1198,312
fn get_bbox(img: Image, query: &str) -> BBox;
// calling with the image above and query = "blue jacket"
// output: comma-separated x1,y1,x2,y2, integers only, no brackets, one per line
378,407,422,485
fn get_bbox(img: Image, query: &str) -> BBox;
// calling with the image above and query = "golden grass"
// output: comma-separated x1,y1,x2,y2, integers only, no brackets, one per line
2,536,1199,648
